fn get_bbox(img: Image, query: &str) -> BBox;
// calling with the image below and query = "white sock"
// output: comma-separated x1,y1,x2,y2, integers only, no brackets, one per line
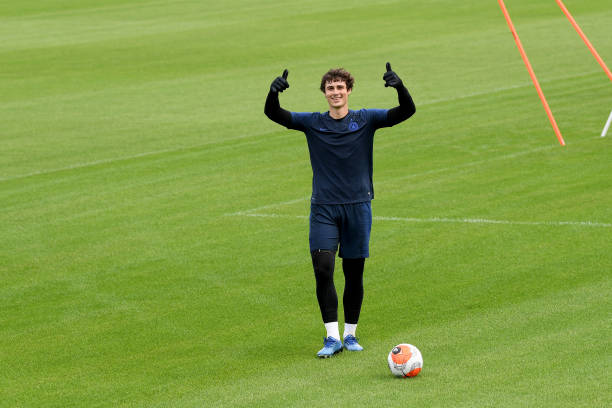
343,323,357,339
324,322,340,341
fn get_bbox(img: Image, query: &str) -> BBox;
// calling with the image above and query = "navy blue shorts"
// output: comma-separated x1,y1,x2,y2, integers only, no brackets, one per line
309,202,372,258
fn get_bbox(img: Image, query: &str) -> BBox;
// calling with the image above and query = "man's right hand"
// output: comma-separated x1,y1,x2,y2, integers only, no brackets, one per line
270,69,290,93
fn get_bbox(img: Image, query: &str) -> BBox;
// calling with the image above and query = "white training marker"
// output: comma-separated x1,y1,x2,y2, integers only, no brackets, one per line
602,109,612,137
231,212,612,228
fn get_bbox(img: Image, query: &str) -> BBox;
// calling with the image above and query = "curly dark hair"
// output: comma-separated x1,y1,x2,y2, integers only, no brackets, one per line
320,68,354,92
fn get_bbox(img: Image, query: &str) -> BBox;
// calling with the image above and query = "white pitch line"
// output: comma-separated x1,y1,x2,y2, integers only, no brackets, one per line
374,216,612,228
240,213,308,219
229,142,607,222
229,146,555,215
602,109,612,137
229,197,309,216
233,213,611,228
230,140,594,217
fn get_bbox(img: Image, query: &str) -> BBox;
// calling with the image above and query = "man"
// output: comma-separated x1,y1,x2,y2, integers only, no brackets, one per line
264,63,416,358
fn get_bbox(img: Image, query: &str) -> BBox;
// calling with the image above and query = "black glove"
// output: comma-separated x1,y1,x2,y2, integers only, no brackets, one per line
383,62,403,88
270,69,290,93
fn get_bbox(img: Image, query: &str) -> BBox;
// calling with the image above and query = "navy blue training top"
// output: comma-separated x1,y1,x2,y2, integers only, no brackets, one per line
288,108,390,204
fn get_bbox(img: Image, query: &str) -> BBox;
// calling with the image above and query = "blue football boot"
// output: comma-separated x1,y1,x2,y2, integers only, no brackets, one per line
343,335,363,351
317,337,343,358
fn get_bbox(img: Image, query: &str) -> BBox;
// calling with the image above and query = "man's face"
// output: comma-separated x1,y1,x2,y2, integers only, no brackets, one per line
324,79,351,109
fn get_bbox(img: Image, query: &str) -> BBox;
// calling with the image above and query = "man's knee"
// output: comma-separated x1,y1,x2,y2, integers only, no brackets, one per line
311,249,336,280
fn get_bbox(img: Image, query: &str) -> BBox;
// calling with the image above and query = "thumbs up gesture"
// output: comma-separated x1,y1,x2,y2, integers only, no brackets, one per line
270,69,290,93
383,62,403,89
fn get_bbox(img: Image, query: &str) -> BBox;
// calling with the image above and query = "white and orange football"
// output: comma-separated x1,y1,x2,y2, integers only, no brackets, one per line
387,343,423,378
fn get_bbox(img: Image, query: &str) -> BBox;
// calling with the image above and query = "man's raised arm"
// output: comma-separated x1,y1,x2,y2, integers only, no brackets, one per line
383,62,416,126
264,69,292,128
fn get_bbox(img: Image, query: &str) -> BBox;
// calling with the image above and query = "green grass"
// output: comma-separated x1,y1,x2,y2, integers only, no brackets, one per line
1,0,611,406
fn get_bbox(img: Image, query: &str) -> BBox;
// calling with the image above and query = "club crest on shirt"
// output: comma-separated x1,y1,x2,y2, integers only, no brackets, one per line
349,121,359,131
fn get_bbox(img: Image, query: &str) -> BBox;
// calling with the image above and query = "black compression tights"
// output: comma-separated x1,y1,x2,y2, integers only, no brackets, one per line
311,250,365,324
342,257,365,324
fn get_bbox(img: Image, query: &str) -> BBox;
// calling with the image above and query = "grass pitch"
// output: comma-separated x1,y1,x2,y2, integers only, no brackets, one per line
1,0,611,406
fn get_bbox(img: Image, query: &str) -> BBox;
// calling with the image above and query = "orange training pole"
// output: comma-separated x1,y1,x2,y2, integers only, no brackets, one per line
498,0,566,146
556,0,612,81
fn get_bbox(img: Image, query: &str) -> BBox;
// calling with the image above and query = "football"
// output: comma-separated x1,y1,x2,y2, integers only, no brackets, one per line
387,344,423,378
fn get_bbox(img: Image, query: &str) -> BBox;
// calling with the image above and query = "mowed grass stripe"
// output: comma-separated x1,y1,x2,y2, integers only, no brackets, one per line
1,67,605,184
3,2,608,180
151,279,610,407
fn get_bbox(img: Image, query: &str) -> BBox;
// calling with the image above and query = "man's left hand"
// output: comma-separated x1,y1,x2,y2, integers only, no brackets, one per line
383,62,403,88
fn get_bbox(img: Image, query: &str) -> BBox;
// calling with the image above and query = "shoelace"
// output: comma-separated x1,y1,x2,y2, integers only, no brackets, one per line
324,337,339,347
344,336,359,345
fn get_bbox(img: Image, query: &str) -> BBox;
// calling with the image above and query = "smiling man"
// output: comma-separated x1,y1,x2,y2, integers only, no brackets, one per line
264,64,416,358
